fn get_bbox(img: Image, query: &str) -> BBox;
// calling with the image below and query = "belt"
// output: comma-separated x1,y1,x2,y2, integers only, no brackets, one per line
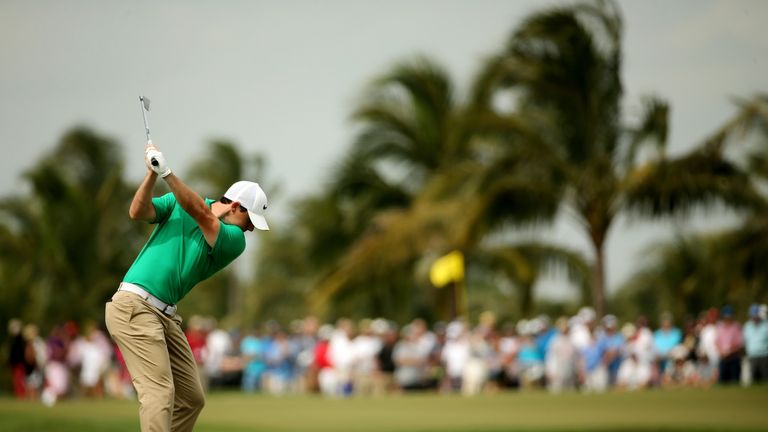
118,282,177,317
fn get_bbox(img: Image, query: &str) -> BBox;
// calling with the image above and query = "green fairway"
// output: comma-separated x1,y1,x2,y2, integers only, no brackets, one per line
1,386,767,432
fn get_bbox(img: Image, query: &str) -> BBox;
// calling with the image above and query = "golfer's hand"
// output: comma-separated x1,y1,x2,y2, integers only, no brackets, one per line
144,142,156,172
145,147,172,178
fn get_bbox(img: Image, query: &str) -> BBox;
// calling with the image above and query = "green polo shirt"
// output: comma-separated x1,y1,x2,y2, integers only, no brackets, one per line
123,193,246,304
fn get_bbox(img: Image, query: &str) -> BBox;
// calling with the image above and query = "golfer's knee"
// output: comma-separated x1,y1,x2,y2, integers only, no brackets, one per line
178,386,205,412
191,389,205,411
135,376,175,407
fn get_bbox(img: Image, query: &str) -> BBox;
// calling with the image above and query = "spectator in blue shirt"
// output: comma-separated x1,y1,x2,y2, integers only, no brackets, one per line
744,304,768,384
240,327,268,392
580,327,608,392
534,315,557,360
653,312,682,377
598,315,625,385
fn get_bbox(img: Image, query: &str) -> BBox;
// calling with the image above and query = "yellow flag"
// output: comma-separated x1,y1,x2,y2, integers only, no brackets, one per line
429,250,464,288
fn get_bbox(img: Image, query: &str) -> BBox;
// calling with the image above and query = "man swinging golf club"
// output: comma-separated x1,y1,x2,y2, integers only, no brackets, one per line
105,97,269,431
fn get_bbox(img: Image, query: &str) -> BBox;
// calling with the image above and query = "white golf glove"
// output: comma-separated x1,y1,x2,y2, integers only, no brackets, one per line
145,148,172,178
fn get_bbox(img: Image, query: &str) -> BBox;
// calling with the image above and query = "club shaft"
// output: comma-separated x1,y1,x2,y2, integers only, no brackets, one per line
139,96,152,143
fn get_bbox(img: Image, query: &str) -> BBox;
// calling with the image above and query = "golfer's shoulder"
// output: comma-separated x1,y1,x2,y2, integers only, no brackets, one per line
215,222,247,255
151,193,179,222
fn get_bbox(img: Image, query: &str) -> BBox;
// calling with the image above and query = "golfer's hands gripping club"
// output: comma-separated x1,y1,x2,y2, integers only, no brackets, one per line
145,145,172,178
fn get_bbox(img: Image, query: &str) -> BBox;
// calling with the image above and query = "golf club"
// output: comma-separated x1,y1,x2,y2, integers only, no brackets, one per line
139,95,159,167
139,95,152,144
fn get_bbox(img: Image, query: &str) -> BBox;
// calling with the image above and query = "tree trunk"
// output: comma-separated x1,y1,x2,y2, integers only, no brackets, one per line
520,282,534,318
590,239,606,318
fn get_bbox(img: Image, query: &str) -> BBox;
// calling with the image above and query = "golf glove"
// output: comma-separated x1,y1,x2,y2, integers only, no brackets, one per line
145,148,172,178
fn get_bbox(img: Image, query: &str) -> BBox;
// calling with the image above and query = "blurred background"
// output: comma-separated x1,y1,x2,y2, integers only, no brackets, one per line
1,0,767,410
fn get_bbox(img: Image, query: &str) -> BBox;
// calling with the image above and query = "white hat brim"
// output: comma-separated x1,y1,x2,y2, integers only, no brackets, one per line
248,211,269,231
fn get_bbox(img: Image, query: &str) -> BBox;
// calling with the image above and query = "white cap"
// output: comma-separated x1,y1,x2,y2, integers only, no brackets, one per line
578,306,596,322
446,320,465,339
224,181,269,230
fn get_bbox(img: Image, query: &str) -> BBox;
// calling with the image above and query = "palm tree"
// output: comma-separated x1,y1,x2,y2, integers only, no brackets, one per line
613,94,768,319
309,150,593,320
293,54,579,321
479,242,591,316
471,0,760,317
299,58,461,319
347,56,467,186
612,234,727,321
0,127,143,328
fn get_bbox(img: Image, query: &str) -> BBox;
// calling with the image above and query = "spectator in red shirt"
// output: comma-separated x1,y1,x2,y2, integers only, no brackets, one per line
185,315,209,392
314,324,336,396
715,305,744,384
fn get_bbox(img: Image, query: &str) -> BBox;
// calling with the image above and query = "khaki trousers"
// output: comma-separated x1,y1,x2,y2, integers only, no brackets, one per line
105,290,204,432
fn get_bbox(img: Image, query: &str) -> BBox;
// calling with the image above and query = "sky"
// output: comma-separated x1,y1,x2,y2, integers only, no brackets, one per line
1,0,767,299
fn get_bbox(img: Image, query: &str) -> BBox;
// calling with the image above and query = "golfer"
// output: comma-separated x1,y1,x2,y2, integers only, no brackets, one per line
105,143,269,432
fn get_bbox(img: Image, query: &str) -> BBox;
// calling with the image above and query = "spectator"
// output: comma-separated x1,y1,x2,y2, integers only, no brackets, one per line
263,328,295,395
328,318,356,396
632,316,656,367
545,317,578,393
373,322,398,395
693,350,718,388
352,319,382,396
41,323,73,405
661,345,697,388
7,319,28,398
41,358,70,406
204,319,233,389
45,323,70,365
715,305,743,384
698,308,720,368
293,316,319,393
393,325,432,391
410,318,440,388
430,321,449,390
496,322,520,389
616,323,653,391
517,320,545,389
314,324,337,396
484,327,504,393
462,325,493,396
240,327,267,393
23,324,47,399
743,304,768,384
67,323,111,398
185,315,209,393
681,316,700,362
411,318,438,357
441,320,469,392
579,324,608,393
598,315,625,386
534,314,556,361
653,312,682,378
570,307,596,351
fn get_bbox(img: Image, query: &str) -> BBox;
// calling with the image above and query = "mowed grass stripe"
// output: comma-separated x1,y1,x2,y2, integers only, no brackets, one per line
1,386,766,432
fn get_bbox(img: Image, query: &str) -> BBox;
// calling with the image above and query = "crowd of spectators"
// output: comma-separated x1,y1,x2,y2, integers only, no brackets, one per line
4,303,768,404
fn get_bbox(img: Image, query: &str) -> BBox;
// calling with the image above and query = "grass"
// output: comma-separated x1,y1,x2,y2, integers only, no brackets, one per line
1,386,767,432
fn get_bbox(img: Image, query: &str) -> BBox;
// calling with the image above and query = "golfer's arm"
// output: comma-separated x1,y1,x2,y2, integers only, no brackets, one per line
129,171,158,222
163,173,220,246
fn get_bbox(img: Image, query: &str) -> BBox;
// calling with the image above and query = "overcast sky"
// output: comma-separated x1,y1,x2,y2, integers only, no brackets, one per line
1,0,767,298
